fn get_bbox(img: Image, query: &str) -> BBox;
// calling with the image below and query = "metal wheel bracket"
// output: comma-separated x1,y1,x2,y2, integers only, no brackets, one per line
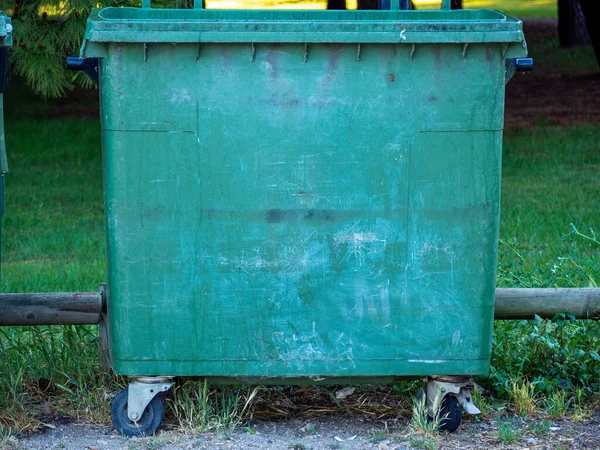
426,376,481,416
127,377,174,422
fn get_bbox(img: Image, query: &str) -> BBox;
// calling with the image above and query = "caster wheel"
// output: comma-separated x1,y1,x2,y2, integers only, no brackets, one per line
111,388,165,437
437,395,462,433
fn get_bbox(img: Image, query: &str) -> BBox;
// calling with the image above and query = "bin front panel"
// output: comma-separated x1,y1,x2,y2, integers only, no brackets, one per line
97,34,509,377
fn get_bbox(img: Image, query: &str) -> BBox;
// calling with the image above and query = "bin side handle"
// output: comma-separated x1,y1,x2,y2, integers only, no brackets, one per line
505,57,533,83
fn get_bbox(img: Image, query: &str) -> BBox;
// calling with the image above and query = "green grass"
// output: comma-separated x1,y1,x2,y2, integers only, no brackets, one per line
1,119,105,293
414,0,556,17
464,0,556,18
498,126,600,287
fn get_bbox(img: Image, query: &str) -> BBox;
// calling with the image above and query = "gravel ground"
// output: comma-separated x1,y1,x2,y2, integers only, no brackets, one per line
10,411,600,450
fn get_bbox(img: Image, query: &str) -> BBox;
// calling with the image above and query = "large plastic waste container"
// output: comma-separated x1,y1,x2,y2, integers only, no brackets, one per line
72,1,529,436
0,14,11,268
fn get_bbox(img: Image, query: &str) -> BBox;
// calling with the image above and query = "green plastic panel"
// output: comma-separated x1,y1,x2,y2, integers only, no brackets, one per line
84,9,526,380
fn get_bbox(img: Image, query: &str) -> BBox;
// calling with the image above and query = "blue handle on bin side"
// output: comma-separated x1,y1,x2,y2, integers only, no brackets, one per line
505,57,533,83
66,57,99,85
514,58,533,72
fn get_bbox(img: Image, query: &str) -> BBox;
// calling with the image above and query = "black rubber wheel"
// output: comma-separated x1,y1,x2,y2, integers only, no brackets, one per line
111,388,164,437
438,395,463,433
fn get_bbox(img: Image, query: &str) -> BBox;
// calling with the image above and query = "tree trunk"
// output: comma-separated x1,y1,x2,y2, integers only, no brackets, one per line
357,0,413,9
327,0,346,10
578,0,600,67
451,0,462,9
357,0,379,9
558,0,590,46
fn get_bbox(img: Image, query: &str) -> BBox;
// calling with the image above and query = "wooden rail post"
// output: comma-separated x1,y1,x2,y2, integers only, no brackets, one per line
0,288,598,326
0,292,103,326
494,288,600,320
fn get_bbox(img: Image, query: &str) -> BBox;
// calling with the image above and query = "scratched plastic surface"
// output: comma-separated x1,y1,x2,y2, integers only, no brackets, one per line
82,8,527,379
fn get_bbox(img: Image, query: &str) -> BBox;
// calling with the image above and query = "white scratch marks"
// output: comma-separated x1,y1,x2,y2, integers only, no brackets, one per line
333,221,387,265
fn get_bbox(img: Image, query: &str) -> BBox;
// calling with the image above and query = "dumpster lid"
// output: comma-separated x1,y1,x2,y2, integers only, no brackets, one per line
83,9,525,45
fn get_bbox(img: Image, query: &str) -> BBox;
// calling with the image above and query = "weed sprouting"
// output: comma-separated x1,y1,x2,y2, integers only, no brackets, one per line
288,443,309,450
169,380,259,434
572,389,594,422
496,417,524,444
528,419,552,436
510,380,538,416
471,386,492,419
405,394,441,450
368,426,390,442
544,390,572,419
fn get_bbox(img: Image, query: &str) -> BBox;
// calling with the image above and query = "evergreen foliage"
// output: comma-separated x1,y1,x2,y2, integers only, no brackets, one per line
0,0,192,98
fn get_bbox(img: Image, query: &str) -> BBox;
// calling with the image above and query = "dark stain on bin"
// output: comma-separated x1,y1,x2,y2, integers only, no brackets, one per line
326,44,343,75
298,274,316,306
266,45,281,81
387,73,396,82
266,209,335,223
219,47,232,69
266,209,286,223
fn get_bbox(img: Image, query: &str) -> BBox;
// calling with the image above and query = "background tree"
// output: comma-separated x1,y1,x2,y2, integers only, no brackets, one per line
1,0,597,98
557,0,589,47
577,0,599,65
0,0,188,98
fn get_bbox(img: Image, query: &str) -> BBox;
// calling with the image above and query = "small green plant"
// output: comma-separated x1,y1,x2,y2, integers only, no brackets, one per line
407,436,439,450
304,423,317,435
288,443,309,450
544,390,572,419
572,389,594,422
509,380,538,416
405,394,442,450
497,418,524,444
409,394,441,437
528,419,551,436
369,427,389,442
169,380,258,433
471,386,492,419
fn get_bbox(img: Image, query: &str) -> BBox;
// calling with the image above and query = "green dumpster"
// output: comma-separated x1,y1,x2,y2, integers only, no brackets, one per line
74,2,528,436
